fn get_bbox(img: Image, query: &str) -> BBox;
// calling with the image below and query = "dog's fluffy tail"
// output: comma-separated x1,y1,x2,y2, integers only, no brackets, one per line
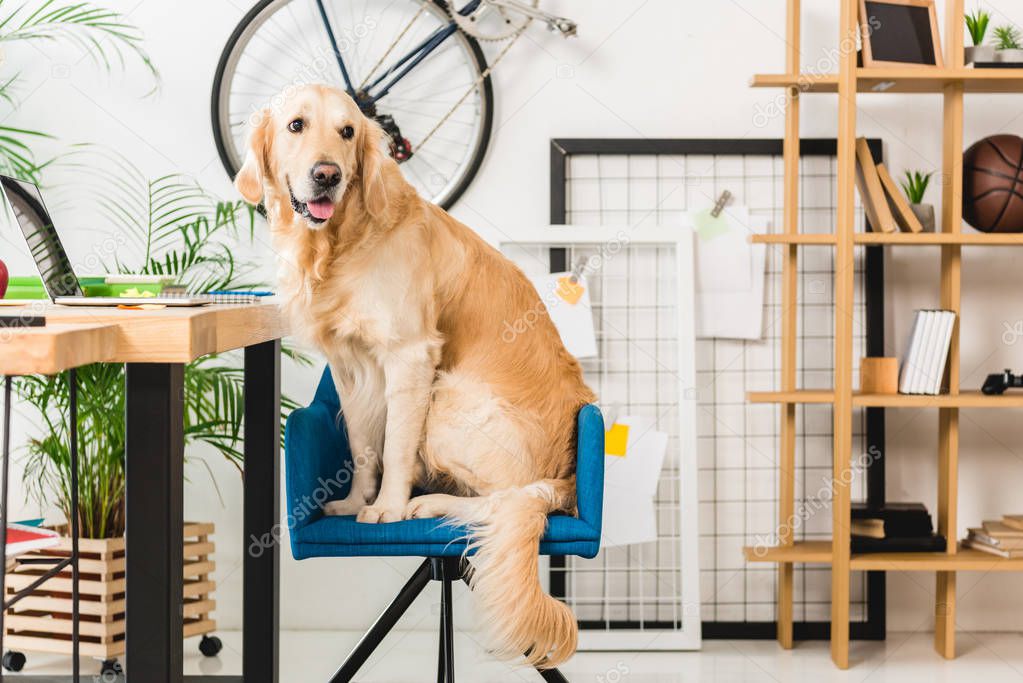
456,480,577,669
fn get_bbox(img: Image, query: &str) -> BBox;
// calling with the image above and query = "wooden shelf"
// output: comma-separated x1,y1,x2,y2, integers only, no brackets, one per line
853,548,1023,572
750,390,1023,407
853,391,1023,408
747,390,835,404
751,68,1023,93
751,233,837,245
751,232,1023,245
855,232,1023,245
744,541,834,564
746,541,1023,571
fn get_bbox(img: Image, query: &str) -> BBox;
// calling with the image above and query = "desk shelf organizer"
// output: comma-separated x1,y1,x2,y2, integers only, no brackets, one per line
3,522,220,671
743,0,1023,669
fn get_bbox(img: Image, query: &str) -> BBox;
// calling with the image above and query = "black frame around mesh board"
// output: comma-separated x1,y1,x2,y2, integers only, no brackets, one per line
547,138,887,641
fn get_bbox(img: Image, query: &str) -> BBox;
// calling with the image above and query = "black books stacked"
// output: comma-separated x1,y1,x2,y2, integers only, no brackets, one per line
851,502,946,553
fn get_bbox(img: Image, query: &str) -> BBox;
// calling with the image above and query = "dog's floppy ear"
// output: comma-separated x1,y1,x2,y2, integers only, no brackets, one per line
359,118,388,218
235,108,272,205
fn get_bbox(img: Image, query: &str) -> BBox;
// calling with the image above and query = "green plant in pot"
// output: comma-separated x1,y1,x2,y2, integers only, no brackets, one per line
965,9,994,64
900,170,935,232
994,24,1023,64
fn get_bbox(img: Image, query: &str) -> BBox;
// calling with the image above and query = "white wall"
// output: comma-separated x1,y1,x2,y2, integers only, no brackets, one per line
2,0,1021,635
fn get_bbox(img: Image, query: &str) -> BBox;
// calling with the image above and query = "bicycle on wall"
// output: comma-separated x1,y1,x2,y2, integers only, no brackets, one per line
212,1,577,209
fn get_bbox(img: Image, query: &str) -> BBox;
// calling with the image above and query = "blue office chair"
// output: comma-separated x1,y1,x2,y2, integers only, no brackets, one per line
285,367,604,682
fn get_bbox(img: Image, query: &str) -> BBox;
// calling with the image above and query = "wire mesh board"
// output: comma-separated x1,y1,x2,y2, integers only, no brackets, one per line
547,139,887,641
500,227,701,650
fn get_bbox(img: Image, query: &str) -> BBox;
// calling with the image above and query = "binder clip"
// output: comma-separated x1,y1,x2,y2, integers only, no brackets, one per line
709,189,733,218
568,257,590,284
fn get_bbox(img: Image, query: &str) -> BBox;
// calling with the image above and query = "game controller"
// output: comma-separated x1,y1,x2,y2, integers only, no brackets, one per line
981,369,1023,395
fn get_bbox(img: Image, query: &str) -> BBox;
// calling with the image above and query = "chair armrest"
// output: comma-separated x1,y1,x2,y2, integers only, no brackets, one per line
574,404,605,534
284,400,352,532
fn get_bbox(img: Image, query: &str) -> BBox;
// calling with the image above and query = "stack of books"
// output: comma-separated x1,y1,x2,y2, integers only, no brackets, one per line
964,515,1023,558
898,309,956,395
851,502,946,553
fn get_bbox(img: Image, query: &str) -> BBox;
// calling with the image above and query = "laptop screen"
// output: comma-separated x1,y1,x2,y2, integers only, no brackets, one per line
0,175,82,298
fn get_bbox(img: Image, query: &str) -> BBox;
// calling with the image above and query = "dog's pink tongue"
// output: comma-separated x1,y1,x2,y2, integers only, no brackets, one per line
307,198,335,220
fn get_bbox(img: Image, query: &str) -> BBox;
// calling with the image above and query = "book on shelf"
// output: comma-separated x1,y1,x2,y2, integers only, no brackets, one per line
983,520,1023,538
962,515,1023,557
963,538,1023,559
854,137,898,234
898,309,955,395
851,518,885,539
968,528,1023,550
853,534,946,554
876,162,924,233
852,502,934,537
1005,515,1023,531
850,502,941,553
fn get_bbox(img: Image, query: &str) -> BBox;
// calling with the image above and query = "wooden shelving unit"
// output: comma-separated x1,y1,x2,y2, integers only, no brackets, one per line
745,0,1021,669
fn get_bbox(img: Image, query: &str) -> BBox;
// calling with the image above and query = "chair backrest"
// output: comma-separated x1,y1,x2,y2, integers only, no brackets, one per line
573,404,605,533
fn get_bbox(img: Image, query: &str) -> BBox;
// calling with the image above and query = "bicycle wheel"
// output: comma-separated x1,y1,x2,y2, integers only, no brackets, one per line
212,0,494,210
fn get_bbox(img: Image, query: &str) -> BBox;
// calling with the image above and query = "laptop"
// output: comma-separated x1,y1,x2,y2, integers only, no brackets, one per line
0,175,211,307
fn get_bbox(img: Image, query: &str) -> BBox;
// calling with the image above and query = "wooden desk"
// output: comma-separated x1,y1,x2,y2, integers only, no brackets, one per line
0,320,120,682
0,303,287,683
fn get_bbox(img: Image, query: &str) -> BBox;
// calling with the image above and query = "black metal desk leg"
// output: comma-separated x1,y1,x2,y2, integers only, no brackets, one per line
0,377,11,683
244,340,281,683
69,369,80,682
126,363,184,683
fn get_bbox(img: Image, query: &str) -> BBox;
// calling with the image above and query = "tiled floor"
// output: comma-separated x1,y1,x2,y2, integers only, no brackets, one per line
7,630,1023,681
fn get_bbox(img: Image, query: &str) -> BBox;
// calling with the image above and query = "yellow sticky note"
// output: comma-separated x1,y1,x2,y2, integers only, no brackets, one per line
605,423,629,457
555,276,584,305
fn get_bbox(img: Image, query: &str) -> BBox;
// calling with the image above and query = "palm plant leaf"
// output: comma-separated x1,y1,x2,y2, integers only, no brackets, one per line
0,125,51,182
0,0,159,88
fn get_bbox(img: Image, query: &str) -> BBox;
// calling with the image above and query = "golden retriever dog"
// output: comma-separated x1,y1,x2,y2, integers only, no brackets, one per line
235,84,596,668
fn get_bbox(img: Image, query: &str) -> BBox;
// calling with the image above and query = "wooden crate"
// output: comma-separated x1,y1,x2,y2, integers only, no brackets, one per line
3,522,217,659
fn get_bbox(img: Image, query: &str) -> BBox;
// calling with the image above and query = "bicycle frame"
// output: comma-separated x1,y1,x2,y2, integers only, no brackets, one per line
315,0,482,107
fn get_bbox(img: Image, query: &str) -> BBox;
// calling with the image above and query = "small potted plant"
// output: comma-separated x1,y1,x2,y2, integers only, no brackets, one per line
994,24,1023,64
965,9,994,64
901,170,935,232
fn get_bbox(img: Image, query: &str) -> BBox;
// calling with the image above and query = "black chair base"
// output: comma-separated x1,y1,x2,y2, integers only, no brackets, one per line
329,557,570,683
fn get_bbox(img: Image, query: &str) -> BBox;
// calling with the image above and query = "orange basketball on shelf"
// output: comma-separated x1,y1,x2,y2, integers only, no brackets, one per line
963,134,1023,233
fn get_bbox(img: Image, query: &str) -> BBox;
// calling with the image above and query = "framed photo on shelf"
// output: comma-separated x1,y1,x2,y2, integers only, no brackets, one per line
859,0,943,68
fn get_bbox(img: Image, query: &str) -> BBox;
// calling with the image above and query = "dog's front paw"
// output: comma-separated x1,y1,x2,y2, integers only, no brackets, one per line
356,503,405,524
322,498,367,516
404,494,451,519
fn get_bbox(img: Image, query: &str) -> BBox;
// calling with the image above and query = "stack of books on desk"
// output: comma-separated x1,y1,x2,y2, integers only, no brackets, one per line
963,515,1023,558
851,502,946,553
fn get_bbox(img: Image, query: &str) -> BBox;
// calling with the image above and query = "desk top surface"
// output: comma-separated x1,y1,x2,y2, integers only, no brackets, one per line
0,301,288,373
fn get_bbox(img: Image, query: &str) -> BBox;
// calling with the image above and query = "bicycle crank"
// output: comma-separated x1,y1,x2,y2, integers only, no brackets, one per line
375,114,413,163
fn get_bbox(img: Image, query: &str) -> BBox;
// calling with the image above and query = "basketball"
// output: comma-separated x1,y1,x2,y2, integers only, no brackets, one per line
963,134,1023,233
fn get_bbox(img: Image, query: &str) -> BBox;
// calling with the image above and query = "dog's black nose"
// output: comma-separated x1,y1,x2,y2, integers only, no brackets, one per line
311,162,341,188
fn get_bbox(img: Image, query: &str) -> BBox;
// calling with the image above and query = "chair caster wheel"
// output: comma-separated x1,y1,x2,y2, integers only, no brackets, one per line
100,658,123,677
2,650,25,672
200,634,223,657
